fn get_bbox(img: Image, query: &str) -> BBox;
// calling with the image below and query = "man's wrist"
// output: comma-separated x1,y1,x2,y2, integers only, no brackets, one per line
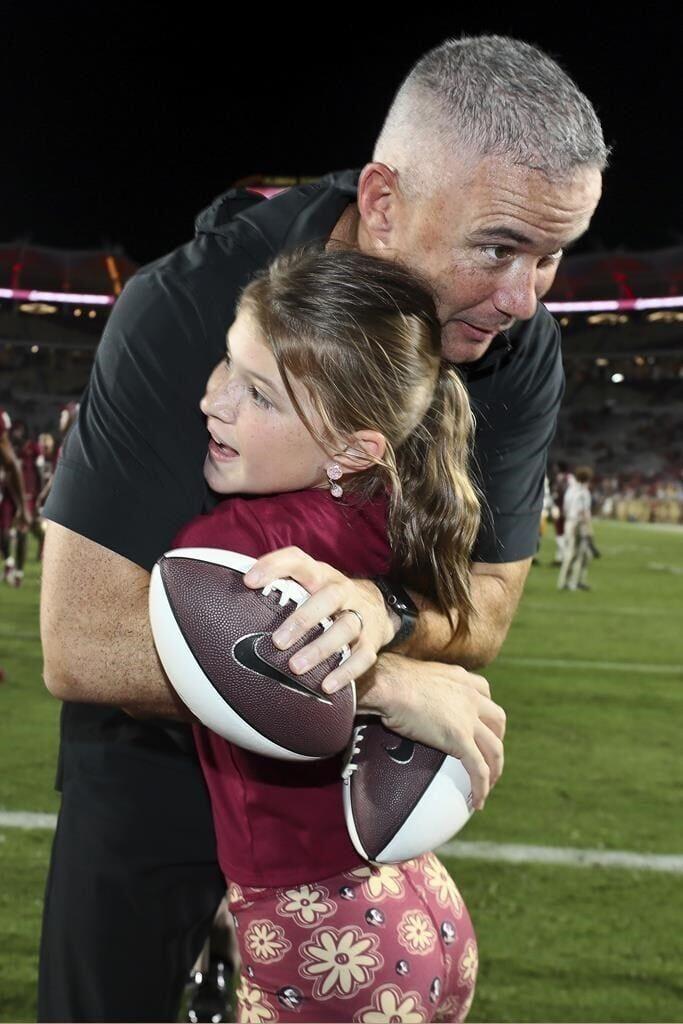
355,652,406,717
374,577,419,652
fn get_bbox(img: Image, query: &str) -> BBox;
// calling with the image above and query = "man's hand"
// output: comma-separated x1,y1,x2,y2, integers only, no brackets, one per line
243,547,396,690
357,653,506,810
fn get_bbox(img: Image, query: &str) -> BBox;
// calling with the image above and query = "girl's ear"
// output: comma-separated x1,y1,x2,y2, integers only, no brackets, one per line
335,430,387,476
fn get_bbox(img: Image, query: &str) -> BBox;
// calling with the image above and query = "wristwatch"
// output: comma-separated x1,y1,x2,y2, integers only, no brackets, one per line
374,577,419,651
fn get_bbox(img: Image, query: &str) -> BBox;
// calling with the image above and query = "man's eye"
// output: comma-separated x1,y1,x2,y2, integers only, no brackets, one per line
224,353,232,369
482,245,513,262
248,385,272,410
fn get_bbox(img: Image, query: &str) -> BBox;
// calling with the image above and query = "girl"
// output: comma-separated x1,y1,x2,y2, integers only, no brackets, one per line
173,246,482,1023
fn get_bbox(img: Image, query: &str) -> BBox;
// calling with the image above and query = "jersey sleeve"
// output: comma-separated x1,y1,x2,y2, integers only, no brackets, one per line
472,314,564,563
43,270,220,571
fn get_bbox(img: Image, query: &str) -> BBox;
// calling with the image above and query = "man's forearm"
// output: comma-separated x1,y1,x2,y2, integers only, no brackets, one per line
395,559,532,669
41,523,189,719
43,575,189,719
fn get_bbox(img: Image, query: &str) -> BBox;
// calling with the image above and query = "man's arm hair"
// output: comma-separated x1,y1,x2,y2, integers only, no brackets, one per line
41,522,189,719
396,558,532,669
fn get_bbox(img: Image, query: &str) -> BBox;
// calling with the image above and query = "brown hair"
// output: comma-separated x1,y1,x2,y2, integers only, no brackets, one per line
240,246,480,638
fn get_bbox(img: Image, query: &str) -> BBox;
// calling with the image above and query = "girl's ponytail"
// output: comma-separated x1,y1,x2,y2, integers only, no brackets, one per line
389,364,480,638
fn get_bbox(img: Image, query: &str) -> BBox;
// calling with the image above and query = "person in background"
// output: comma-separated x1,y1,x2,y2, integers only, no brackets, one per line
557,466,595,591
0,409,30,585
7,419,42,585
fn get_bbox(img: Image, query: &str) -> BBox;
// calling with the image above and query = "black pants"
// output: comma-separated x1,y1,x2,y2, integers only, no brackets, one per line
37,735,226,1023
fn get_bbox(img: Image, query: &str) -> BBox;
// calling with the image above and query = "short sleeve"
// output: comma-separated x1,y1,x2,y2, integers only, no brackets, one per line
471,314,564,563
43,268,227,571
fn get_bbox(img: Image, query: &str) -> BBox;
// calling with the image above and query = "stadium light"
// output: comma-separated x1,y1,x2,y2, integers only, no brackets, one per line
0,287,114,306
547,295,683,312
611,373,625,383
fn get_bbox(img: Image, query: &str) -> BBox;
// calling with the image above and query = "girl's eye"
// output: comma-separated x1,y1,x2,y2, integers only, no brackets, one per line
248,385,272,410
224,353,232,370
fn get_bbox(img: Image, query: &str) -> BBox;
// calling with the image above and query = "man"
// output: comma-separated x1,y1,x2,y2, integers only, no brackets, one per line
39,35,606,1022
557,466,595,590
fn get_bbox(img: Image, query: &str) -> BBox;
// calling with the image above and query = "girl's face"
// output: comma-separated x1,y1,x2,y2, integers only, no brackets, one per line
200,308,333,496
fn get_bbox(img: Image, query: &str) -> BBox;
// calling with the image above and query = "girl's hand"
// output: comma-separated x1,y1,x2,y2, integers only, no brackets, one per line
243,547,396,691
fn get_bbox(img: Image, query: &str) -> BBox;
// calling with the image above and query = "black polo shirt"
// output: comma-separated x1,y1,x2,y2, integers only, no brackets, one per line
44,170,563,749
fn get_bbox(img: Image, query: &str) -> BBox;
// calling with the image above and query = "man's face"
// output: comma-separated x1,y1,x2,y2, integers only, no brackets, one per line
386,155,602,363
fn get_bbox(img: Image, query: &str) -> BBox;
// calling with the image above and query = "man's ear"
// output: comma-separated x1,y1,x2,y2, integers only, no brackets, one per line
335,430,387,475
356,162,401,250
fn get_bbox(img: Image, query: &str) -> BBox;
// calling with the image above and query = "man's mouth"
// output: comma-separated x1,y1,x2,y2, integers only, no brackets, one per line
454,319,511,343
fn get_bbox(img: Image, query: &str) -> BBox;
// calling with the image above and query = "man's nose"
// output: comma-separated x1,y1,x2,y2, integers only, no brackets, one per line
493,266,539,323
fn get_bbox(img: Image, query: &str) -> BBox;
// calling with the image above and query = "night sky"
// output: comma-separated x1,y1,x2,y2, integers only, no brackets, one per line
6,7,681,266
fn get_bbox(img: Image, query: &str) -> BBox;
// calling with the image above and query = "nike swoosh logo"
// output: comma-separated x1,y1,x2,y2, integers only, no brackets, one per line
383,735,415,764
232,633,332,705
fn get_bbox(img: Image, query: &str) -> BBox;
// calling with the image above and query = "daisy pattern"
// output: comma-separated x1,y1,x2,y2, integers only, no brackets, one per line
244,919,292,963
434,994,462,1023
422,854,465,916
276,883,336,927
228,882,252,908
458,940,478,985
354,983,427,1023
397,910,438,956
236,977,277,1023
459,986,476,1020
344,864,405,902
299,925,382,1000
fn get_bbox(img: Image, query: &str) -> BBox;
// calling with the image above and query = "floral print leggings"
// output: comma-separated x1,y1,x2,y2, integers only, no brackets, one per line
227,852,477,1023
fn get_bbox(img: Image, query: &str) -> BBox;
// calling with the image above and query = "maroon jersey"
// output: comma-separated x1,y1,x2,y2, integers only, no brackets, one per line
173,487,391,887
19,440,41,498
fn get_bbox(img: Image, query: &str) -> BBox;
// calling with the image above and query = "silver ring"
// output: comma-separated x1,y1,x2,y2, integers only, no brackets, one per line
342,608,364,633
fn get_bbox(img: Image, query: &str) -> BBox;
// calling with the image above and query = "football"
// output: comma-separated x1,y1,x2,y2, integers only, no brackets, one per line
149,548,355,761
342,714,473,863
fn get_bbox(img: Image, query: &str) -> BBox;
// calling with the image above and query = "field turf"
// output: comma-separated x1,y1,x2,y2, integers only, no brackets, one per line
1,521,682,1022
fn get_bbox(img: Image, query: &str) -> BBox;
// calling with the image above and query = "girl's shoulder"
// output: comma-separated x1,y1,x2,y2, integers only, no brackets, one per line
173,489,391,576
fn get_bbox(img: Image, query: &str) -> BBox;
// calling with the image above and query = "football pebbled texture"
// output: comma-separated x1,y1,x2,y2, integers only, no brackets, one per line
149,548,355,761
343,714,473,863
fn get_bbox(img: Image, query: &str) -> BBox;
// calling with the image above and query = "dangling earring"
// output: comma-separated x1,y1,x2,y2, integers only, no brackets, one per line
326,463,344,498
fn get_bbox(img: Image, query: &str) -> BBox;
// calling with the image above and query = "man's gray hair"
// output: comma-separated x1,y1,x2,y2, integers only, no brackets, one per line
374,35,609,193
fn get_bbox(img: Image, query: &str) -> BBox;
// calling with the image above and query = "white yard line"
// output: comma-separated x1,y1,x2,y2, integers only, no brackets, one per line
439,839,683,874
2,810,682,874
0,811,58,830
603,521,683,535
496,656,683,675
523,601,679,617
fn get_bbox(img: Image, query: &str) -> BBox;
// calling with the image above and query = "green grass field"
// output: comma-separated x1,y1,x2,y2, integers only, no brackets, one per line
1,521,682,1022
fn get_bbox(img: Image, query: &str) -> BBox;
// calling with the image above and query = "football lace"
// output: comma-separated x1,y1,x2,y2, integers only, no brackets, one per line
261,580,298,607
341,722,368,781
